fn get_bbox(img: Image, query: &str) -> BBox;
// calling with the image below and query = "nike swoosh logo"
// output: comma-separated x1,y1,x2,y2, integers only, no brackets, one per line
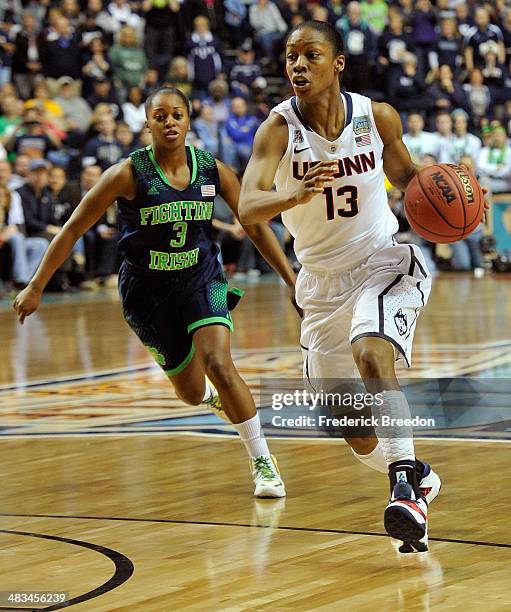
294,146,311,154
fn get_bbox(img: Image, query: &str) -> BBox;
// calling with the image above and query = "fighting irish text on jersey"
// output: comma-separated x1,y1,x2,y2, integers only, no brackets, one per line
117,145,222,281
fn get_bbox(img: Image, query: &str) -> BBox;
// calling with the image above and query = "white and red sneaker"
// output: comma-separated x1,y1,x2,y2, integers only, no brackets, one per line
384,481,429,553
419,463,442,505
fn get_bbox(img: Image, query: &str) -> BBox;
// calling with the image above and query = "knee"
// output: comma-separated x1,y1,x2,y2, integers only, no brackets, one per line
174,385,204,406
352,342,391,380
202,352,236,389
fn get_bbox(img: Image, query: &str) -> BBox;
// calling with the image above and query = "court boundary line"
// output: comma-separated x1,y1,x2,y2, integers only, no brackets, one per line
0,528,134,611
1,431,511,443
1,513,510,550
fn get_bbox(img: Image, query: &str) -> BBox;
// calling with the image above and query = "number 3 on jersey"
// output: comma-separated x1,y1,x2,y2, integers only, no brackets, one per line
324,185,359,221
170,221,187,247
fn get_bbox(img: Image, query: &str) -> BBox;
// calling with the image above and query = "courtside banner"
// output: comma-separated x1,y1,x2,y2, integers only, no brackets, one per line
257,378,511,439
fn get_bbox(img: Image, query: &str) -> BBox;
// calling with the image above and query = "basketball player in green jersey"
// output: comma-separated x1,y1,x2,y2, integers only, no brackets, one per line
13,87,298,498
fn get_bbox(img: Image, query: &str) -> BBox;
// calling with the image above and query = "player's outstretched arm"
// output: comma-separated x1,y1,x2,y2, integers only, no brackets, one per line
373,102,418,192
238,113,337,224
217,160,300,311
13,160,136,323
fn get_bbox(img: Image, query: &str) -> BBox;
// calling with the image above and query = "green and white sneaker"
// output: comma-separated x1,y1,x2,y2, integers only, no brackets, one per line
203,391,231,423
251,454,286,498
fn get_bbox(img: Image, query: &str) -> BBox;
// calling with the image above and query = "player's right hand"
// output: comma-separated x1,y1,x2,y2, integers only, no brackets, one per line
293,161,337,205
13,285,42,324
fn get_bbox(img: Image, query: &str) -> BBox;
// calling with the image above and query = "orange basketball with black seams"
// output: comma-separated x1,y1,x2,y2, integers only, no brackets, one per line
404,163,485,243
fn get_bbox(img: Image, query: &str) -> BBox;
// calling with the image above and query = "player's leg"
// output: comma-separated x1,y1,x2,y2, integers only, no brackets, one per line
350,243,440,552
192,324,285,498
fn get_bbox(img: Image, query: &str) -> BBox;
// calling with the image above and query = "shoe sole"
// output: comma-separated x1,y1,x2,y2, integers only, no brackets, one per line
384,504,427,544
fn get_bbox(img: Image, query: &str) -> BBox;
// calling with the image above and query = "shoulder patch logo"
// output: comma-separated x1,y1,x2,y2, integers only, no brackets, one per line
201,184,216,197
353,115,372,135
394,309,408,336
293,129,304,144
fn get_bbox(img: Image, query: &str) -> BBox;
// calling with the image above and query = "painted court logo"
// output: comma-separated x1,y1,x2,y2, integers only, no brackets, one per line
394,309,408,336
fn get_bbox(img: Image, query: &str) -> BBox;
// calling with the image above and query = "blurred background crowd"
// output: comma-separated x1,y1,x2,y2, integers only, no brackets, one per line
2,0,511,294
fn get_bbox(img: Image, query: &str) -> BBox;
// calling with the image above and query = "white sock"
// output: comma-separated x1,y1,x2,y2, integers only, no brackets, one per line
351,442,387,474
232,413,270,458
202,380,216,403
373,390,415,466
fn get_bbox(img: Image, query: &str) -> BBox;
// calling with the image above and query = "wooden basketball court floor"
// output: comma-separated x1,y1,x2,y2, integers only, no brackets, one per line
1,274,511,611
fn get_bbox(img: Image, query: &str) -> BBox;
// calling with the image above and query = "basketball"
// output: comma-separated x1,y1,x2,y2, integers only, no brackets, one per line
404,164,485,243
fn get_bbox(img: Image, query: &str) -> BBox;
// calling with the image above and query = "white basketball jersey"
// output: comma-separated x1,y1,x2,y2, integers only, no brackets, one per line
273,92,398,272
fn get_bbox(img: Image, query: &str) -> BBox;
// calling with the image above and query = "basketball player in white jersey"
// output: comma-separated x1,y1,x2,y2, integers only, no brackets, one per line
239,21,442,553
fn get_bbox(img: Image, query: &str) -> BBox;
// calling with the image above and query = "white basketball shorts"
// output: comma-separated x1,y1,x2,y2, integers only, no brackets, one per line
296,242,432,382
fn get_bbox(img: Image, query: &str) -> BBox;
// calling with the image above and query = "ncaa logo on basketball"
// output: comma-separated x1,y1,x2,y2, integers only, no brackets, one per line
394,309,408,336
353,115,371,135
430,171,456,204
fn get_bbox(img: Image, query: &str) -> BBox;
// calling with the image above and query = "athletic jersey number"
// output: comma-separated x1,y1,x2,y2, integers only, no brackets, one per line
170,221,187,247
324,185,359,221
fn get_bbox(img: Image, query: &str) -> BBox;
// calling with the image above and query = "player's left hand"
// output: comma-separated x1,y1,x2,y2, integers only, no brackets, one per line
288,285,303,318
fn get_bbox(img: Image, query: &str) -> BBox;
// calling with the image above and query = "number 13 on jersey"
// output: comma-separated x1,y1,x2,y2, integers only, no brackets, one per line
323,185,359,221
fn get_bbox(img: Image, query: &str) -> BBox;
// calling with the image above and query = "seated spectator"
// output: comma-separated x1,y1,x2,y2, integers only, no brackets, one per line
47,163,85,283
142,0,182,79
11,11,43,100
186,16,223,99
463,6,505,72
224,0,249,49
402,111,439,162
203,79,231,124
410,0,437,78
432,110,454,163
17,159,58,242
389,53,429,116
10,154,30,189
81,37,113,97
427,64,469,114
25,80,65,129
360,0,388,34
326,0,344,25
82,114,123,170
0,168,48,288
60,0,81,27
478,125,511,194
377,13,416,89
54,76,93,133
335,1,376,94
454,3,471,39
86,78,122,120
115,120,136,159
249,0,287,63
463,69,492,127
142,67,161,98
5,107,62,160
449,154,485,274
109,25,148,93
480,43,506,104
222,97,259,173
0,21,14,88
165,57,192,99
193,104,220,158
432,18,463,77
78,9,111,50
39,15,82,80
0,93,22,145
449,108,482,164
229,43,262,99
122,86,145,134
106,0,144,38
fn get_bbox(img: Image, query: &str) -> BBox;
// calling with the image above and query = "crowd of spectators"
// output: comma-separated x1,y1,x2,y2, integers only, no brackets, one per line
2,0,511,294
